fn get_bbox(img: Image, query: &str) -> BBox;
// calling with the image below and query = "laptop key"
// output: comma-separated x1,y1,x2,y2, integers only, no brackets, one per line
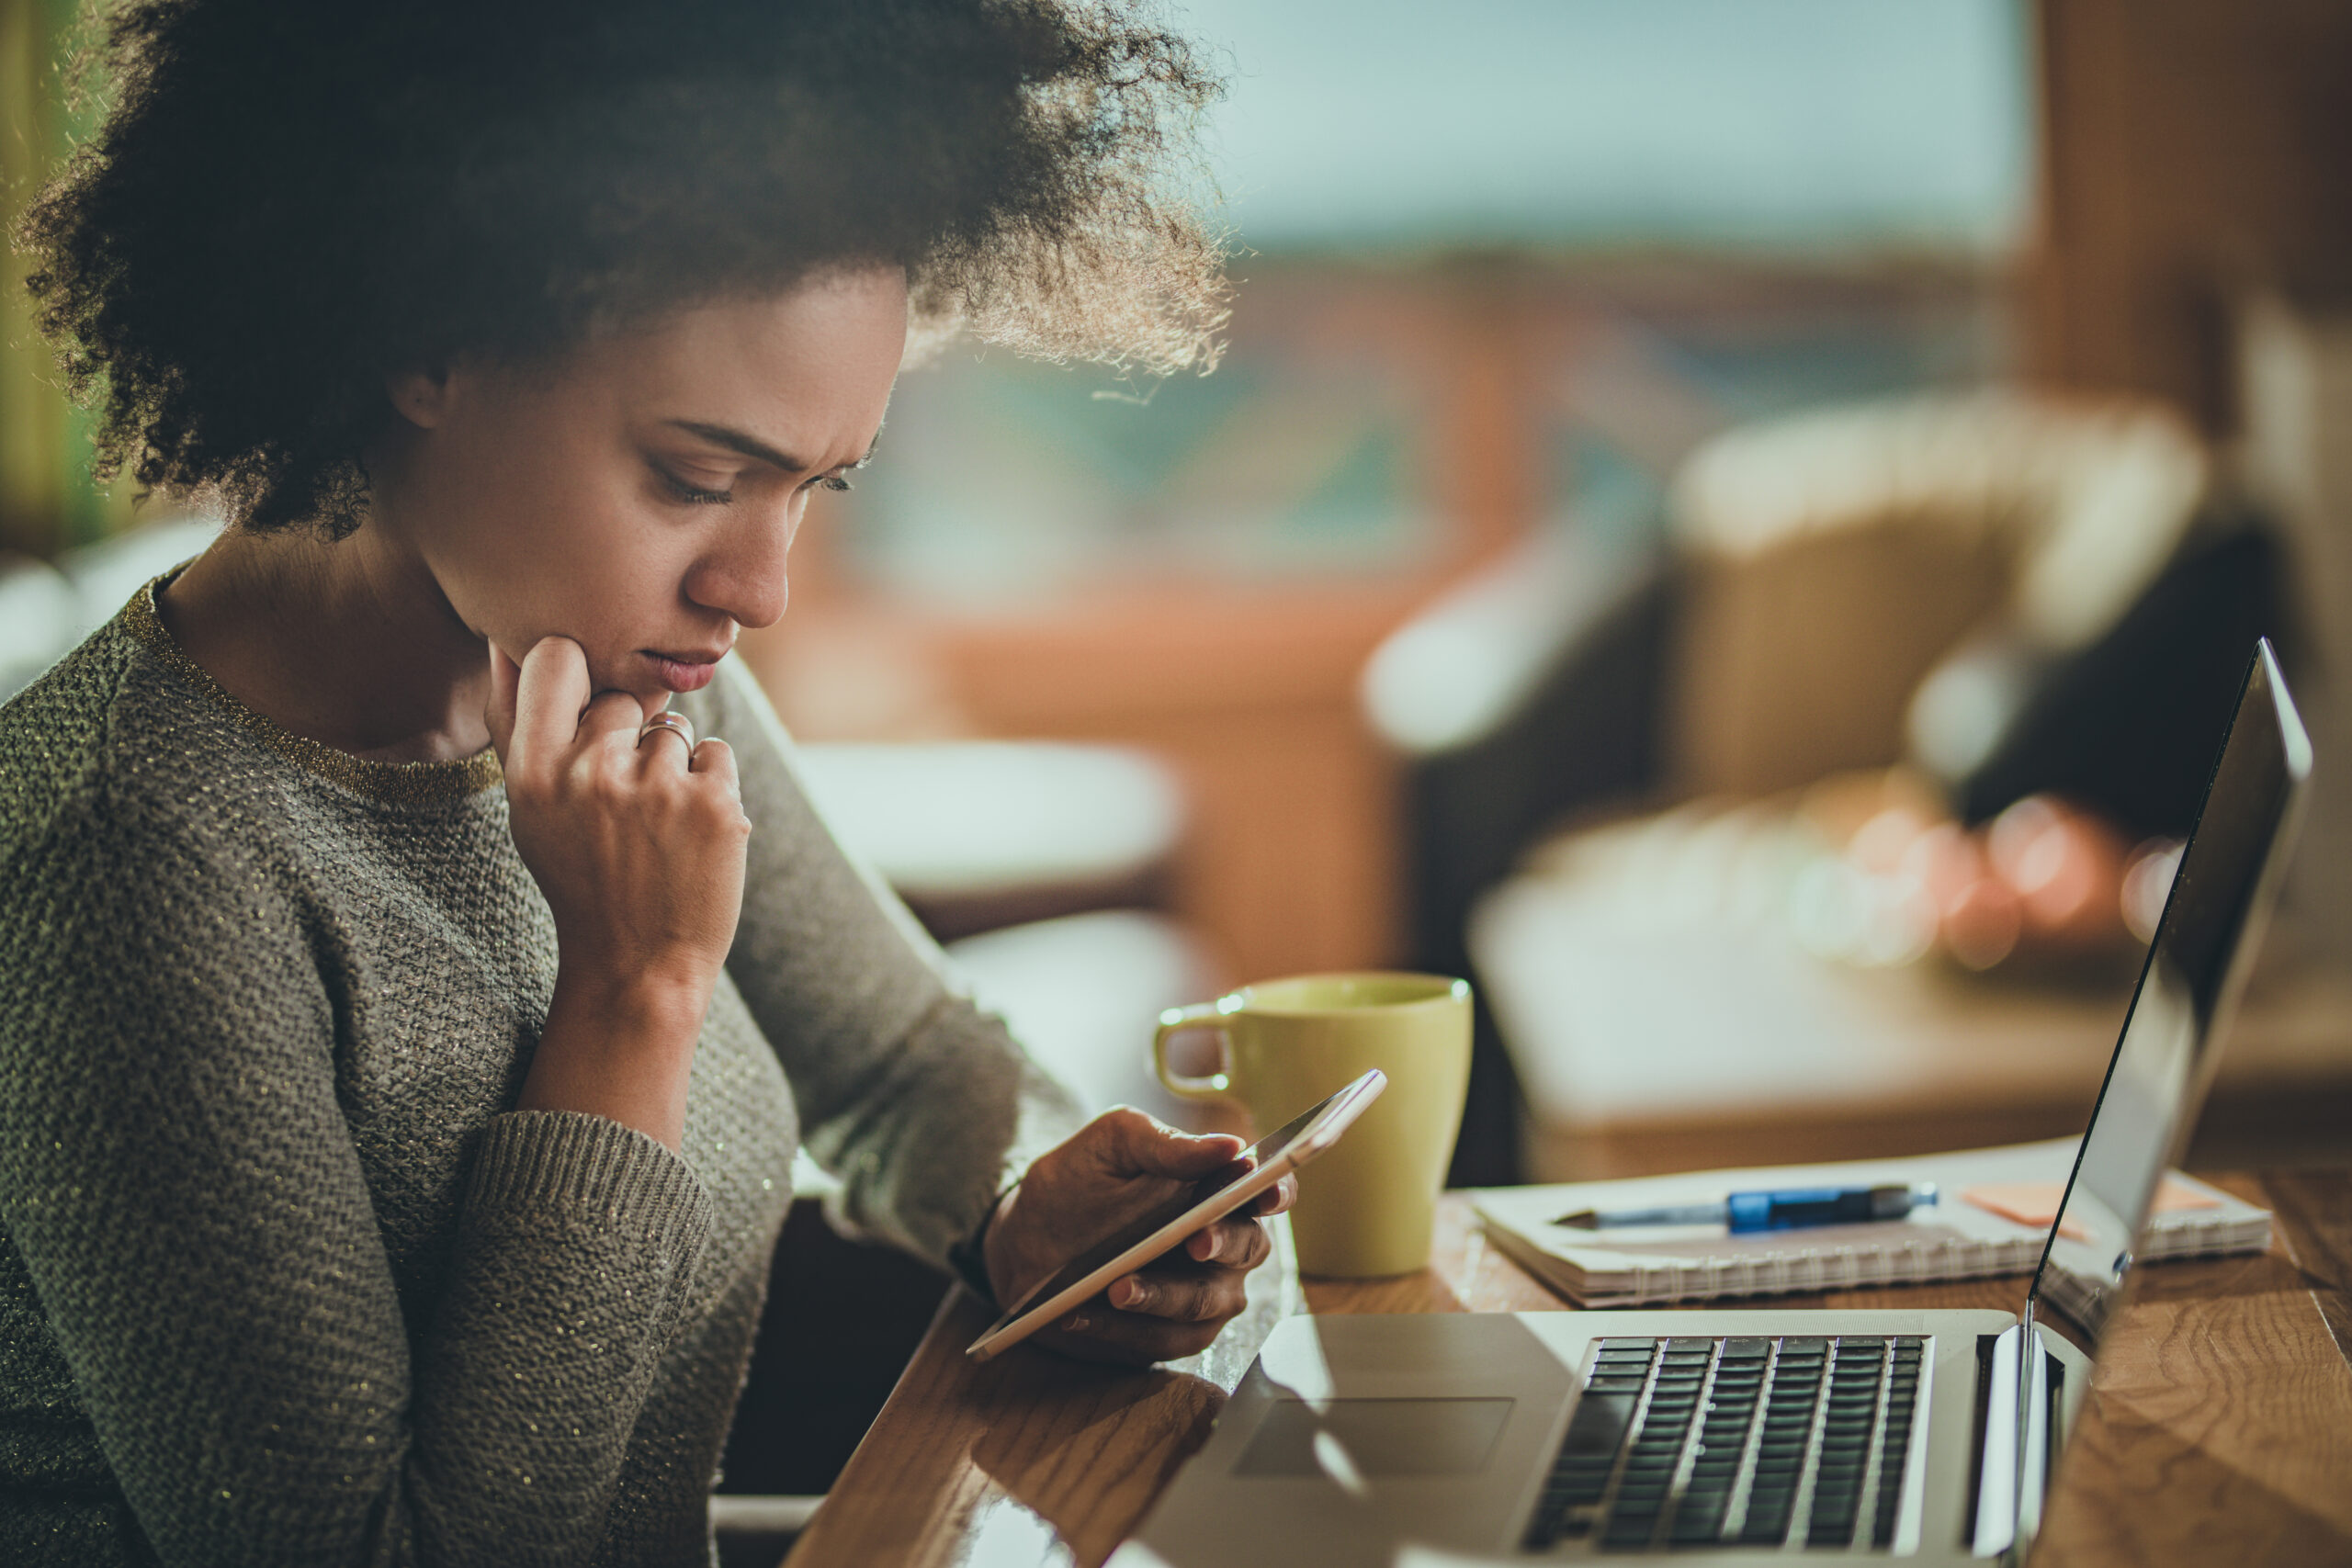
1559,1392,1638,1459
1670,1510,1726,1543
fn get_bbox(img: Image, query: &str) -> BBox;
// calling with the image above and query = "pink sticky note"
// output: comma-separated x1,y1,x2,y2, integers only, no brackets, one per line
1962,1177,2218,1240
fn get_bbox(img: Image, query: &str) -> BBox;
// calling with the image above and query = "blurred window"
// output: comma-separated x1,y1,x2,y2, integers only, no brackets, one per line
1189,0,2031,255
847,333,1435,604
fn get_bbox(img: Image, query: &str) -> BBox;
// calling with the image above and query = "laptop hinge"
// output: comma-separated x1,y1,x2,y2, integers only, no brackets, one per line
1970,1325,2023,1558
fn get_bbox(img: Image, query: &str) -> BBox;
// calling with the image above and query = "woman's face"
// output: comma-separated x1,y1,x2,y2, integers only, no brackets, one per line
374,265,906,707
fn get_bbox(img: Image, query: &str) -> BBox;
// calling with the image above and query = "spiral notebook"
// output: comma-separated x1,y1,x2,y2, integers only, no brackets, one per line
1470,1138,2271,1307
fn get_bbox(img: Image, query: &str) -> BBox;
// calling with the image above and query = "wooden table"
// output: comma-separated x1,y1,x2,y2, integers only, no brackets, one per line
783,1171,2352,1568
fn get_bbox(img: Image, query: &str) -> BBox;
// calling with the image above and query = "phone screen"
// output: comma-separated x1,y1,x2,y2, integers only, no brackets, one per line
978,1074,1380,1340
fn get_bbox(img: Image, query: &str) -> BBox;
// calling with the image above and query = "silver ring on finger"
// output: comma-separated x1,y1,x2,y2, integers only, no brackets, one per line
636,711,697,753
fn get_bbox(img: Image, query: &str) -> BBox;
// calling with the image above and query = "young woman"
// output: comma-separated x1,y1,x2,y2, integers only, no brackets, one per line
0,1,1289,1562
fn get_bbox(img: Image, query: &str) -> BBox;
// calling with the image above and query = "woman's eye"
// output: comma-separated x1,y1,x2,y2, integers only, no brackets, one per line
813,474,853,494
657,468,734,505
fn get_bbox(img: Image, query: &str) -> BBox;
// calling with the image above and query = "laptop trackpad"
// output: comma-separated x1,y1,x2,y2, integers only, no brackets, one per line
1233,1397,1515,1478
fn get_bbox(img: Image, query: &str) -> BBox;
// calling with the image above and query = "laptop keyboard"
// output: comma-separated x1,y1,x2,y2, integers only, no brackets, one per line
1521,1334,1925,1554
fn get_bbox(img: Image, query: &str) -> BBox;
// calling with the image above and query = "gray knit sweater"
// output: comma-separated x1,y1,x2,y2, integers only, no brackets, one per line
0,578,1083,1566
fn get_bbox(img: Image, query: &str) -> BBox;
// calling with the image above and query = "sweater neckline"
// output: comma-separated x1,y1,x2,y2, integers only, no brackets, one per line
120,570,503,806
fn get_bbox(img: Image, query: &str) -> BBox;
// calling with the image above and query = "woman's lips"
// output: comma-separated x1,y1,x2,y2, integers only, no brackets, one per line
643,650,722,693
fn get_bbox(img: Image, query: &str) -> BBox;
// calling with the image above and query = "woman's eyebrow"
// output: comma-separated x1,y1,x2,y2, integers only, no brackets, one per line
664,419,808,473
662,419,879,474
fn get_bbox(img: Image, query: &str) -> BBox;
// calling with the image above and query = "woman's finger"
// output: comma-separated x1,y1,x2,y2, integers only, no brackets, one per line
1184,1214,1272,1269
576,690,645,751
1098,1110,1246,1183
509,637,593,768
633,715,697,766
1249,1173,1299,1218
1111,1268,1241,1325
689,737,740,796
485,643,523,761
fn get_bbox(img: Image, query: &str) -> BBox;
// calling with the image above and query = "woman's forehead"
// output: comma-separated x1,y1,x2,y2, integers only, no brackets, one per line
540,272,907,446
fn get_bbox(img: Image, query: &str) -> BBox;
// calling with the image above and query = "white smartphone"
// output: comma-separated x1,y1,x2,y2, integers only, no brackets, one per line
963,1069,1387,1362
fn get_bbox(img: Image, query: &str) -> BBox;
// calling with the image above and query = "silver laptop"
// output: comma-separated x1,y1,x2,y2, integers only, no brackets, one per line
1114,640,2309,1568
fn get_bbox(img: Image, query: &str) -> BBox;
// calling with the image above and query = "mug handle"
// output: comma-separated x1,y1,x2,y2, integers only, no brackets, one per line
1153,1002,1234,1100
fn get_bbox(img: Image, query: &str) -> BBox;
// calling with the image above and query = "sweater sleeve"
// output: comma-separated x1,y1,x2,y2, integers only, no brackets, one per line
0,776,711,1567
692,660,1086,1267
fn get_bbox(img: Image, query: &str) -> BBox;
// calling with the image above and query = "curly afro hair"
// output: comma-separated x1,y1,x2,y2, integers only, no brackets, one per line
17,0,1229,536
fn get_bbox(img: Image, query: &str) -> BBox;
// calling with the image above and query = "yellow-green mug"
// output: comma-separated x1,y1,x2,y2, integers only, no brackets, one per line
1153,972,1473,1277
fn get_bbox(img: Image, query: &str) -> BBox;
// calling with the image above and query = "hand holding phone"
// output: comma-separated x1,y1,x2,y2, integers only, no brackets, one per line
967,1071,1386,1363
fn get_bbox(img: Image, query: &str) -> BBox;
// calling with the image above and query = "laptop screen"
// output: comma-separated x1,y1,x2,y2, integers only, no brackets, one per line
2026,640,2311,1344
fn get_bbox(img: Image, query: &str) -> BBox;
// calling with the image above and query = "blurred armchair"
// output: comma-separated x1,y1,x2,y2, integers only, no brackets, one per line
1666,392,2209,804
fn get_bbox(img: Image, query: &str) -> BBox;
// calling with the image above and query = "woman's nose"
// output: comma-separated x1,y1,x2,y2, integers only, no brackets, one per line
684,502,797,630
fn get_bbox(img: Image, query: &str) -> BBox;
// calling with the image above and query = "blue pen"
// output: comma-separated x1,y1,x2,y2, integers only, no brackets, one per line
1553,1182,1938,1233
